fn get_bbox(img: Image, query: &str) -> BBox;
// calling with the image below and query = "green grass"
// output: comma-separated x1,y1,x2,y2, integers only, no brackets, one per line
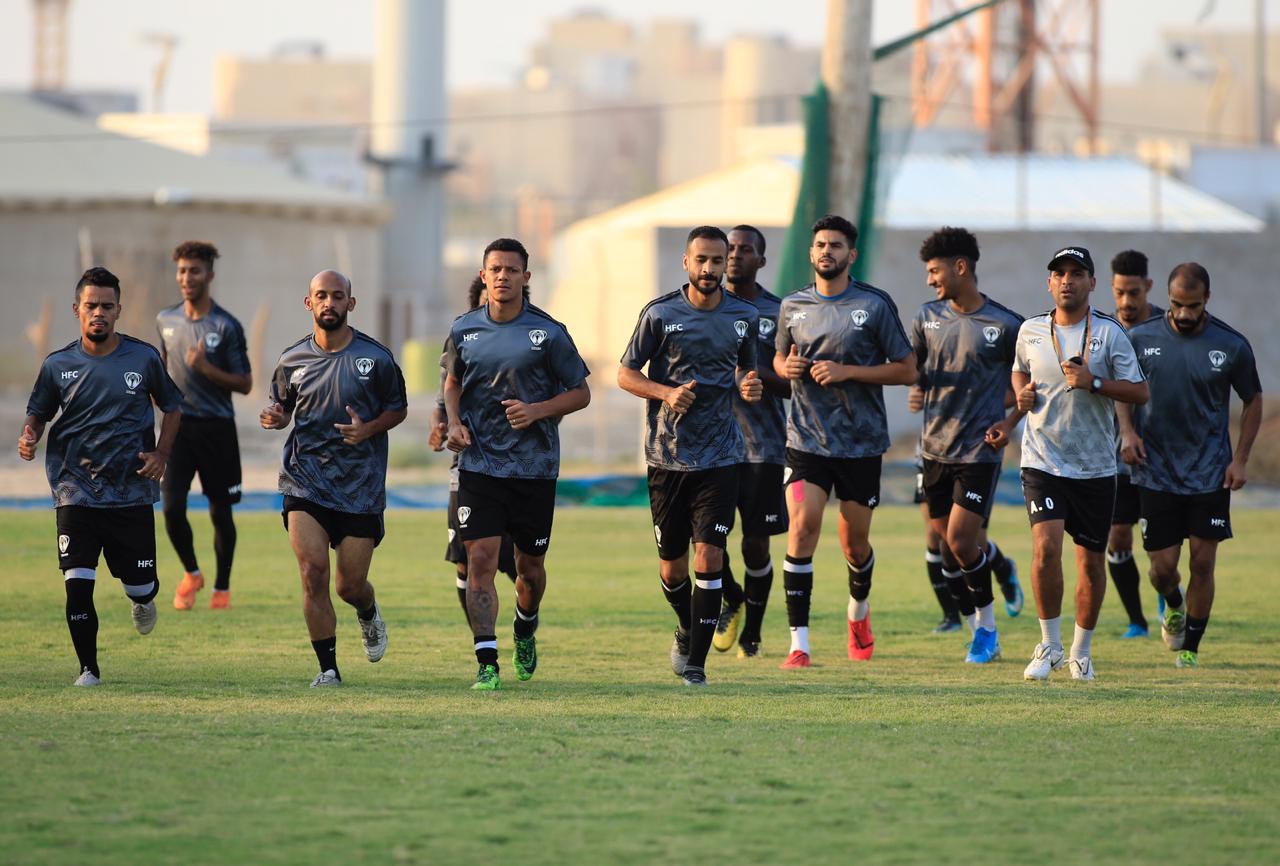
2,506,1279,865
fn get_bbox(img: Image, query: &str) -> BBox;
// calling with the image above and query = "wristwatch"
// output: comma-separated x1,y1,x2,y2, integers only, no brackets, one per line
1090,376,1103,393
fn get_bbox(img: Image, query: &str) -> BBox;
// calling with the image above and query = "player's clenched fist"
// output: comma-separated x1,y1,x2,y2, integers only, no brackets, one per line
260,401,288,429
446,422,472,452
739,370,762,403
1016,381,1038,412
17,424,37,461
665,379,697,414
782,344,811,380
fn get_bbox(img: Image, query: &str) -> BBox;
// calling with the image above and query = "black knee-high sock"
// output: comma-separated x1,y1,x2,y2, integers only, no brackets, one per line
944,568,976,618
65,577,98,677
473,635,498,670
962,549,994,610
688,572,722,670
741,559,774,643
163,504,199,573
847,550,874,601
1161,585,1185,610
1184,614,1209,652
719,551,745,608
311,636,340,678
783,555,813,628
927,547,957,618
455,570,470,624
987,540,1013,587
209,502,236,591
661,578,692,634
514,603,539,638
1107,550,1147,628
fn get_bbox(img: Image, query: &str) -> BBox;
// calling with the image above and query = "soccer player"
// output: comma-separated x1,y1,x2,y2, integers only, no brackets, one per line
618,225,763,687
19,267,182,686
1120,263,1263,668
911,227,1024,664
260,270,407,688
773,215,916,669
1003,246,1148,682
156,241,252,611
445,238,591,691
1106,250,1163,637
717,224,790,658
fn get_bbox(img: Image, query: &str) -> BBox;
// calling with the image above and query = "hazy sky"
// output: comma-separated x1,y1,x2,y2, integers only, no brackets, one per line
0,0,1270,113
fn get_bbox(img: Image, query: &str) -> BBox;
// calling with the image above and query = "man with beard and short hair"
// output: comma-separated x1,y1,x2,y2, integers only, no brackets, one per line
1119,263,1262,669
19,267,182,686
619,225,764,686
261,270,407,687
773,215,916,669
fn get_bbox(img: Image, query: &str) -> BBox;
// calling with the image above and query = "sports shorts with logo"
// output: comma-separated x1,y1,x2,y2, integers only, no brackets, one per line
1020,468,1115,553
55,505,158,587
445,487,516,576
784,448,881,508
1138,487,1232,551
160,416,243,507
1111,473,1140,526
456,470,557,554
736,462,788,536
282,495,384,549
648,465,739,560
922,459,1000,521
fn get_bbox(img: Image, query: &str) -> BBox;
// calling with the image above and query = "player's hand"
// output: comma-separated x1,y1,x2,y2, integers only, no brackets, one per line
136,450,167,481
1223,459,1248,490
428,418,448,451
334,405,370,445
260,401,288,429
1061,357,1091,391
501,399,543,430
1119,430,1146,466
907,385,924,413
185,339,209,374
1016,381,1038,412
446,422,472,452
810,360,845,386
782,345,811,380
739,371,762,403
664,380,697,414
17,424,37,461
983,419,1010,450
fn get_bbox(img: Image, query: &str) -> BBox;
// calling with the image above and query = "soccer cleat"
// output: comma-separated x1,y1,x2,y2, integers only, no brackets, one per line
682,666,708,687
73,668,100,687
1023,642,1066,681
1158,595,1166,619
737,639,762,658
172,571,203,611
310,669,341,688
513,634,538,681
210,589,230,610
670,627,690,677
712,600,744,652
1120,622,1149,639
1162,607,1186,651
1068,656,1095,681
932,615,963,635
1175,649,1199,669
779,650,811,670
1002,570,1024,618
847,612,874,661
131,600,157,635
965,627,1001,664
471,663,501,691
357,602,387,663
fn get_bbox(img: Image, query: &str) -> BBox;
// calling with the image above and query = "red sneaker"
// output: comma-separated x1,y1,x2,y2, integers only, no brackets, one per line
173,571,204,610
779,650,811,669
210,589,230,610
848,613,875,661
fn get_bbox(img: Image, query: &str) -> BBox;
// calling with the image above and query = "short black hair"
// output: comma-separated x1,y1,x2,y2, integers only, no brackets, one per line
172,240,220,268
483,238,530,270
75,266,121,301
729,224,766,255
811,214,858,247
466,275,486,310
686,225,729,248
1169,261,1210,295
919,226,979,266
1111,250,1148,278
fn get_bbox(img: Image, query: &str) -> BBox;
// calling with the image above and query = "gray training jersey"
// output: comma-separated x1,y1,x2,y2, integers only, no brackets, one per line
445,302,590,480
621,286,759,471
269,329,407,513
26,335,183,508
912,296,1023,464
155,301,251,420
1013,309,1144,479
1128,314,1262,495
775,280,913,459
728,285,786,465
1113,304,1163,478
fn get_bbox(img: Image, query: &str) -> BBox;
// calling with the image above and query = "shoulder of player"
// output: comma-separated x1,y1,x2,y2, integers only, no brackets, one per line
719,292,760,318
350,328,398,361
275,333,315,363
40,338,83,367
850,280,900,312
757,287,784,307
916,298,947,318
1204,315,1253,348
155,302,184,322
1017,311,1053,333
207,302,246,332
982,296,1024,324
1126,315,1164,340
639,289,684,318
521,303,575,335
779,284,816,306
119,333,166,362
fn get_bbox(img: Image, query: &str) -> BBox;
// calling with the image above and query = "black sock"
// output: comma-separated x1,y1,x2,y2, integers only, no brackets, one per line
311,636,340,678
455,571,470,624
514,603,539,638
661,577,692,634
163,504,199,573
927,548,957,619
1162,586,1185,610
1106,550,1146,628
65,577,99,678
474,635,499,670
944,568,976,618
987,540,1013,587
357,597,378,621
740,559,773,644
962,549,994,610
783,555,813,629
209,502,236,591
720,552,745,608
688,572,722,669
847,550,874,602
1184,614,1209,653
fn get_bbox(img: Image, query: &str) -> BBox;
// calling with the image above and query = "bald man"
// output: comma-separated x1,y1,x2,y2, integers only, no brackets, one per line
261,270,408,687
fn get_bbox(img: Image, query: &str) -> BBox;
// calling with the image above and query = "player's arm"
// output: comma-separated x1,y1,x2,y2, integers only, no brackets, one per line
1094,377,1148,404
503,383,591,430
758,361,790,398
812,352,917,387
1115,402,1145,466
335,404,407,446
617,365,696,415
17,415,46,461
986,370,1033,450
443,372,472,452
1224,394,1263,490
260,364,294,430
200,363,252,395
137,408,181,480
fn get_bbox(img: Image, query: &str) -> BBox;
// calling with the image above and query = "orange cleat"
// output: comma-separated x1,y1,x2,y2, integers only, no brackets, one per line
848,613,875,661
173,571,204,611
210,589,230,610
779,650,811,669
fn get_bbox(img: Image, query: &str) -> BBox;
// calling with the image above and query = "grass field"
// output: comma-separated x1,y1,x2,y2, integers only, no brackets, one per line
2,505,1278,866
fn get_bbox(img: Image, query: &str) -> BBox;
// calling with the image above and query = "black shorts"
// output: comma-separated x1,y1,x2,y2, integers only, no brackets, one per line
282,495,384,549
1139,487,1233,551
1020,468,1115,553
736,462,788,537
648,465,739,560
55,505,158,586
1112,474,1141,526
161,416,242,506
445,488,517,576
784,449,881,508
921,459,1001,522
457,471,557,555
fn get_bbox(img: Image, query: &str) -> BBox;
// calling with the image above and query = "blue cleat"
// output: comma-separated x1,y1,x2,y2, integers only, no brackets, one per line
1158,595,1166,619
1120,623,1149,639
1001,567,1024,618
965,627,1001,664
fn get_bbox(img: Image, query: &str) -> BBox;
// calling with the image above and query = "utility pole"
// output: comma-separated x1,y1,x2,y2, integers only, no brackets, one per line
823,0,874,220
1257,0,1269,146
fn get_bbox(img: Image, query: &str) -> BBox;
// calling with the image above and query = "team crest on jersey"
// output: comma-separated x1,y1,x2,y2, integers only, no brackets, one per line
734,320,749,339
528,329,548,348
1089,337,1103,354
1208,350,1227,370
983,326,1002,345
851,310,868,328
204,332,221,350
58,534,70,555
457,506,471,525
355,357,375,377
123,372,142,392
759,318,775,337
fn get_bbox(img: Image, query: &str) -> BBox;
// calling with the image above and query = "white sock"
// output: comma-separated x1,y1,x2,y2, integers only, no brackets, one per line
1039,616,1062,650
965,613,978,635
789,626,810,654
847,596,869,622
1070,624,1093,660
977,601,996,632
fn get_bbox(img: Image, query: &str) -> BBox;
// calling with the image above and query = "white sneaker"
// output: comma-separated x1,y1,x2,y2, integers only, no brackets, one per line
1161,608,1186,651
310,669,341,688
131,600,157,635
358,602,387,663
1069,656,1095,681
73,668,100,687
1023,642,1066,680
